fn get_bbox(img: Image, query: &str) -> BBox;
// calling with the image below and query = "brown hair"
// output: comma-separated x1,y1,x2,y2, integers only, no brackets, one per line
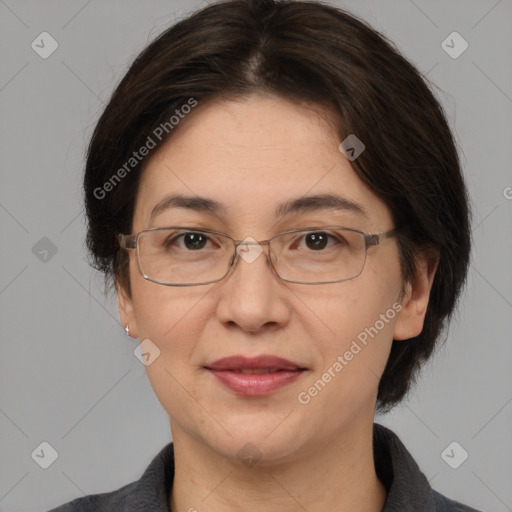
83,0,471,413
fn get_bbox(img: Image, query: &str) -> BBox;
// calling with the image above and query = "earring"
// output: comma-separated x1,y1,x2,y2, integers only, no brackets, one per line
125,324,130,336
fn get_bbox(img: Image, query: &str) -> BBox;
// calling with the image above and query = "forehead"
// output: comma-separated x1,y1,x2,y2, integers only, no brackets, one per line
132,95,392,232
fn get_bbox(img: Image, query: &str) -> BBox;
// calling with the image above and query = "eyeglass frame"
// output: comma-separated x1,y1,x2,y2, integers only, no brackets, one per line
117,225,400,286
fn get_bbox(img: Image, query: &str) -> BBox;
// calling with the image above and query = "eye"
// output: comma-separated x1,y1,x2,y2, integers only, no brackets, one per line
165,231,215,251
293,231,344,251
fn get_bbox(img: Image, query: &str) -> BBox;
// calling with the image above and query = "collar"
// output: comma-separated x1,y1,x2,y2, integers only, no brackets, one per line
373,423,437,511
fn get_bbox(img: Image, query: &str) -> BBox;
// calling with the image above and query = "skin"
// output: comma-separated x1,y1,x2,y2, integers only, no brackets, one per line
117,94,437,512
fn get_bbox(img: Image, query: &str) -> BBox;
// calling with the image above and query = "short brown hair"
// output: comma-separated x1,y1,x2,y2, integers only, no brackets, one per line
84,0,471,413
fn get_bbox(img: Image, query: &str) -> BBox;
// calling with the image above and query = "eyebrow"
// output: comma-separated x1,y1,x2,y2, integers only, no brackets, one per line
149,192,367,221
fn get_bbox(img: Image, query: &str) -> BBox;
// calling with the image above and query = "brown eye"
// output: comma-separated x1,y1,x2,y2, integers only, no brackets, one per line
304,232,329,250
293,231,343,251
165,232,211,251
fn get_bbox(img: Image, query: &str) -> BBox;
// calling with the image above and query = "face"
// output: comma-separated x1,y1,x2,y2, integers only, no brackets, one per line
117,94,434,465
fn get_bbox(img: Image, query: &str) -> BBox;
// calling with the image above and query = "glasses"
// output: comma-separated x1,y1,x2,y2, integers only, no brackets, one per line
117,225,399,286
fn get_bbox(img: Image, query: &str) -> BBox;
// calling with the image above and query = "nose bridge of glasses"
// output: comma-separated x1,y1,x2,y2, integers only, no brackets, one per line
232,237,272,260
225,237,280,280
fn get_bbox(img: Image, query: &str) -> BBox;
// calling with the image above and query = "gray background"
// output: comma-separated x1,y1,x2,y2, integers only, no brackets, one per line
0,0,511,510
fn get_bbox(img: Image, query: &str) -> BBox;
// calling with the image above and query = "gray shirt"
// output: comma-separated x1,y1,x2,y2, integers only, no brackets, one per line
48,423,482,511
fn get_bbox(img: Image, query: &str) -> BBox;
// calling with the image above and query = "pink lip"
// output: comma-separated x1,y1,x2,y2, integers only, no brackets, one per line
204,355,307,396
206,355,304,371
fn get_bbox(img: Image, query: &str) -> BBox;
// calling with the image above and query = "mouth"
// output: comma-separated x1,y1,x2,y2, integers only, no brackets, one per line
223,368,292,374
204,354,306,372
204,355,307,396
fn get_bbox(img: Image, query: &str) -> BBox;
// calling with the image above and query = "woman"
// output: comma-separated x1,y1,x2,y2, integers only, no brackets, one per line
49,0,481,510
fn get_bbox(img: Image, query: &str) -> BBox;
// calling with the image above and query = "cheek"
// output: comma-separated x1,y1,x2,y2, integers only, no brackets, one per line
298,265,401,400
302,263,400,347
320,291,396,374
133,281,210,348
128,244,211,339
296,296,397,426
132,284,215,417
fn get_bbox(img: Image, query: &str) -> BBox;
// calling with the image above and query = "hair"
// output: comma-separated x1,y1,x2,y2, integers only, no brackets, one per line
83,0,471,413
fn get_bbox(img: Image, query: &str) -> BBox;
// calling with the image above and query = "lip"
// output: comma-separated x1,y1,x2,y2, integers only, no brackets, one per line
204,355,307,396
206,355,305,371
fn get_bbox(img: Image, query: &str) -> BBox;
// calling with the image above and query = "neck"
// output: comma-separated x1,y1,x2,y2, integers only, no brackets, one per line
169,419,387,512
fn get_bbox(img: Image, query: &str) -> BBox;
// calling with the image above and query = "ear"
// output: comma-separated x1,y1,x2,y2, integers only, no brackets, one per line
393,253,439,340
116,280,139,339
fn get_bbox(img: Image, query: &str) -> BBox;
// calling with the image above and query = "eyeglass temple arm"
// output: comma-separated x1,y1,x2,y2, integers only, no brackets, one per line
118,234,137,249
365,228,401,247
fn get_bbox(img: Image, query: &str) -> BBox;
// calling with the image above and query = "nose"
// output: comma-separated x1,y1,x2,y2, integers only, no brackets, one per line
214,241,291,332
